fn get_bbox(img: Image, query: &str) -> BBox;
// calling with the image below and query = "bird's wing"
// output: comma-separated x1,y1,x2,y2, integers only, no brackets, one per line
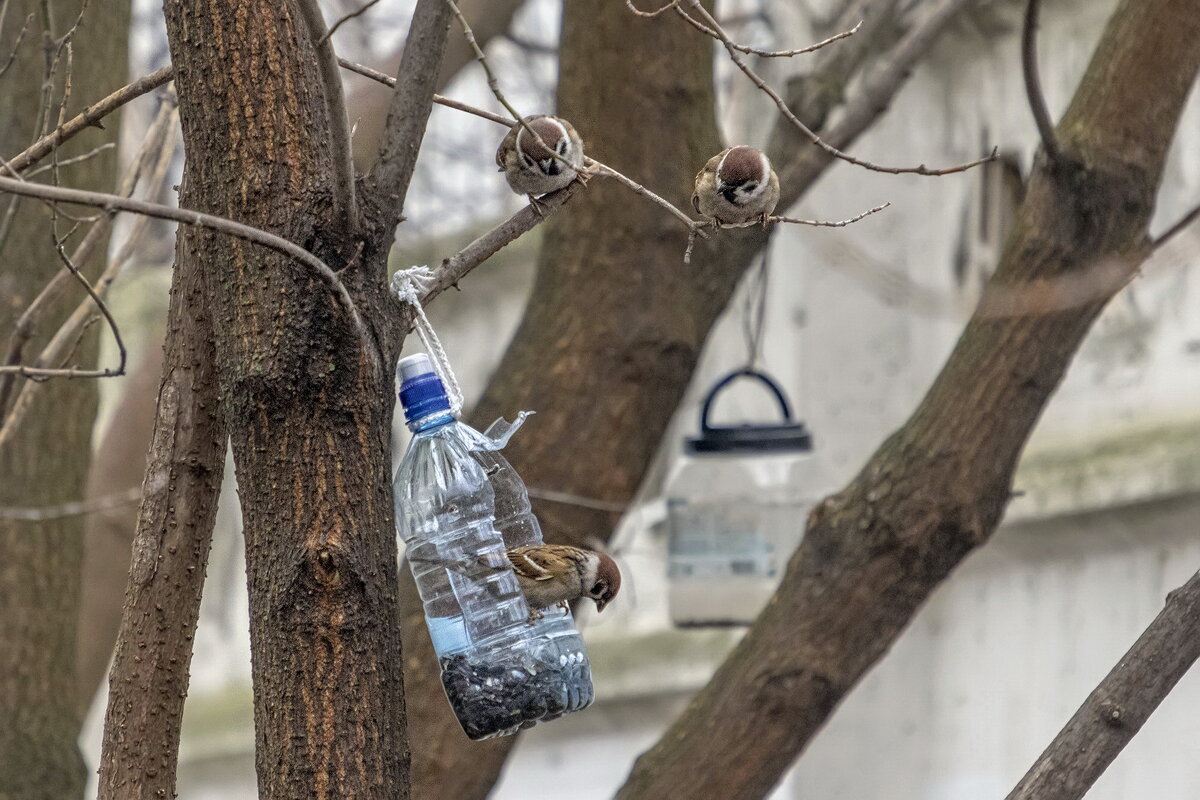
506,547,559,581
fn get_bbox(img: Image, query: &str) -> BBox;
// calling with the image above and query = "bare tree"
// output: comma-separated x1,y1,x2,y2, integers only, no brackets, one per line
3,0,1199,798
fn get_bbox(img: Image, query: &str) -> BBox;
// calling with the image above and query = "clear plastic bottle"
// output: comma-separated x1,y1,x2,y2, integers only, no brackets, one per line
393,354,593,739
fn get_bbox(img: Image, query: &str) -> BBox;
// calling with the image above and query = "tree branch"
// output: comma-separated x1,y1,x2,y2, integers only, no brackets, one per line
680,0,995,176
616,0,1200,797
5,65,172,174
422,179,586,306
365,0,452,225
96,221,227,800
0,175,369,347
1006,569,1200,800
1022,0,1061,160
294,0,358,227
337,56,515,126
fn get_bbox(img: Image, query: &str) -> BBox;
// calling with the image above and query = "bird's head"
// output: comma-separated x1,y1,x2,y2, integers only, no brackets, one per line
716,145,770,206
585,552,622,613
517,116,577,177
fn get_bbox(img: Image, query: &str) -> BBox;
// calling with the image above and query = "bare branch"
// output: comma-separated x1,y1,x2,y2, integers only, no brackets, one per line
366,0,452,220
1151,202,1200,250
320,0,384,45
0,95,174,422
445,0,526,124
295,0,358,226
681,0,995,177
22,141,113,178
337,57,515,126
1022,0,1061,160
0,176,369,345
773,0,983,201
5,65,173,174
0,487,141,521
685,202,890,263
585,157,705,234
421,180,587,306
0,11,32,81
1006,569,1200,800
625,0,680,18
672,3,862,58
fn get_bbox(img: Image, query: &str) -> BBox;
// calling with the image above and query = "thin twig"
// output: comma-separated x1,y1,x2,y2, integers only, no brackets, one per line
586,158,706,235
445,0,525,124
673,3,861,58
1022,0,1060,161
0,486,142,521
625,0,680,18
682,0,995,177
319,0,384,44
444,3,702,234
0,11,32,81
4,65,173,174
22,142,113,178
337,57,515,126
1151,202,1200,251
0,176,368,342
295,0,358,226
0,95,173,421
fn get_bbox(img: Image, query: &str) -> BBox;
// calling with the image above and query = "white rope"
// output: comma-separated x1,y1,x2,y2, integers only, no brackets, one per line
390,266,465,416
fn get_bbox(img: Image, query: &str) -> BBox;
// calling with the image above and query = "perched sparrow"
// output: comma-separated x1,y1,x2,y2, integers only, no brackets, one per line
496,115,586,209
504,544,621,620
691,145,780,228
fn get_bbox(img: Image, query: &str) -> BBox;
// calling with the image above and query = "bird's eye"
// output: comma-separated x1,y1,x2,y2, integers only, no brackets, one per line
743,182,757,192
590,581,605,596
556,139,568,155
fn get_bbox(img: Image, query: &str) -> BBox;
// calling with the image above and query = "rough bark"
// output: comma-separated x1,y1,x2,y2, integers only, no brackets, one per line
0,1,129,796
402,1,973,797
1006,569,1200,800
140,0,446,796
96,231,225,800
76,344,164,720
615,0,1200,797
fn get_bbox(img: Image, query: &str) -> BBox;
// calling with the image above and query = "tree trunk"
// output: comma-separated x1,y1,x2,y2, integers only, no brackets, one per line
143,0,444,795
616,0,1200,797
0,2,129,797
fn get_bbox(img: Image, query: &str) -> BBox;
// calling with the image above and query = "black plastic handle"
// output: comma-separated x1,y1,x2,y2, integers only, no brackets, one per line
699,368,793,432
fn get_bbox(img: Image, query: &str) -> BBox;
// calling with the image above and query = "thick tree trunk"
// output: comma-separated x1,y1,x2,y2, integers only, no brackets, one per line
0,2,129,797
144,0,446,795
616,0,1200,797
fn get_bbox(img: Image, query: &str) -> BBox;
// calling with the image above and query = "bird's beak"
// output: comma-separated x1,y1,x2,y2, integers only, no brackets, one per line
593,596,609,613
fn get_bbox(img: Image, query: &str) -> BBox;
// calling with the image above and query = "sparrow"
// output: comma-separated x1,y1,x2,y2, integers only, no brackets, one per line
691,145,780,228
504,544,621,621
496,114,586,210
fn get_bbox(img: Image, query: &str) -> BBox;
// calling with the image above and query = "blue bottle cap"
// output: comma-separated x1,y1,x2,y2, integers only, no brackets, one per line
397,353,452,426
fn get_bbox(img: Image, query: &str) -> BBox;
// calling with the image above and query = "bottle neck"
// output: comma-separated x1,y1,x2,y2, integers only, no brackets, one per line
409,411,456,434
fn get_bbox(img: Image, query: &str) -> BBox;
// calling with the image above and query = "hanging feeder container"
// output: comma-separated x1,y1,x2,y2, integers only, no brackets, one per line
666,368,818,627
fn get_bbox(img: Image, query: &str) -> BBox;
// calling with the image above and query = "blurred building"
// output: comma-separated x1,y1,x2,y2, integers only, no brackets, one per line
82,0,1200,796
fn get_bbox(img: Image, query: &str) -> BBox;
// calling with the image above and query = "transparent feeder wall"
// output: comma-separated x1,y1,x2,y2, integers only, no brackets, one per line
394,356,593,740
666,369,816,627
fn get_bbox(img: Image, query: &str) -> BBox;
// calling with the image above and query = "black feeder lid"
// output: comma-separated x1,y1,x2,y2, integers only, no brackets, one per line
687,368,814,455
